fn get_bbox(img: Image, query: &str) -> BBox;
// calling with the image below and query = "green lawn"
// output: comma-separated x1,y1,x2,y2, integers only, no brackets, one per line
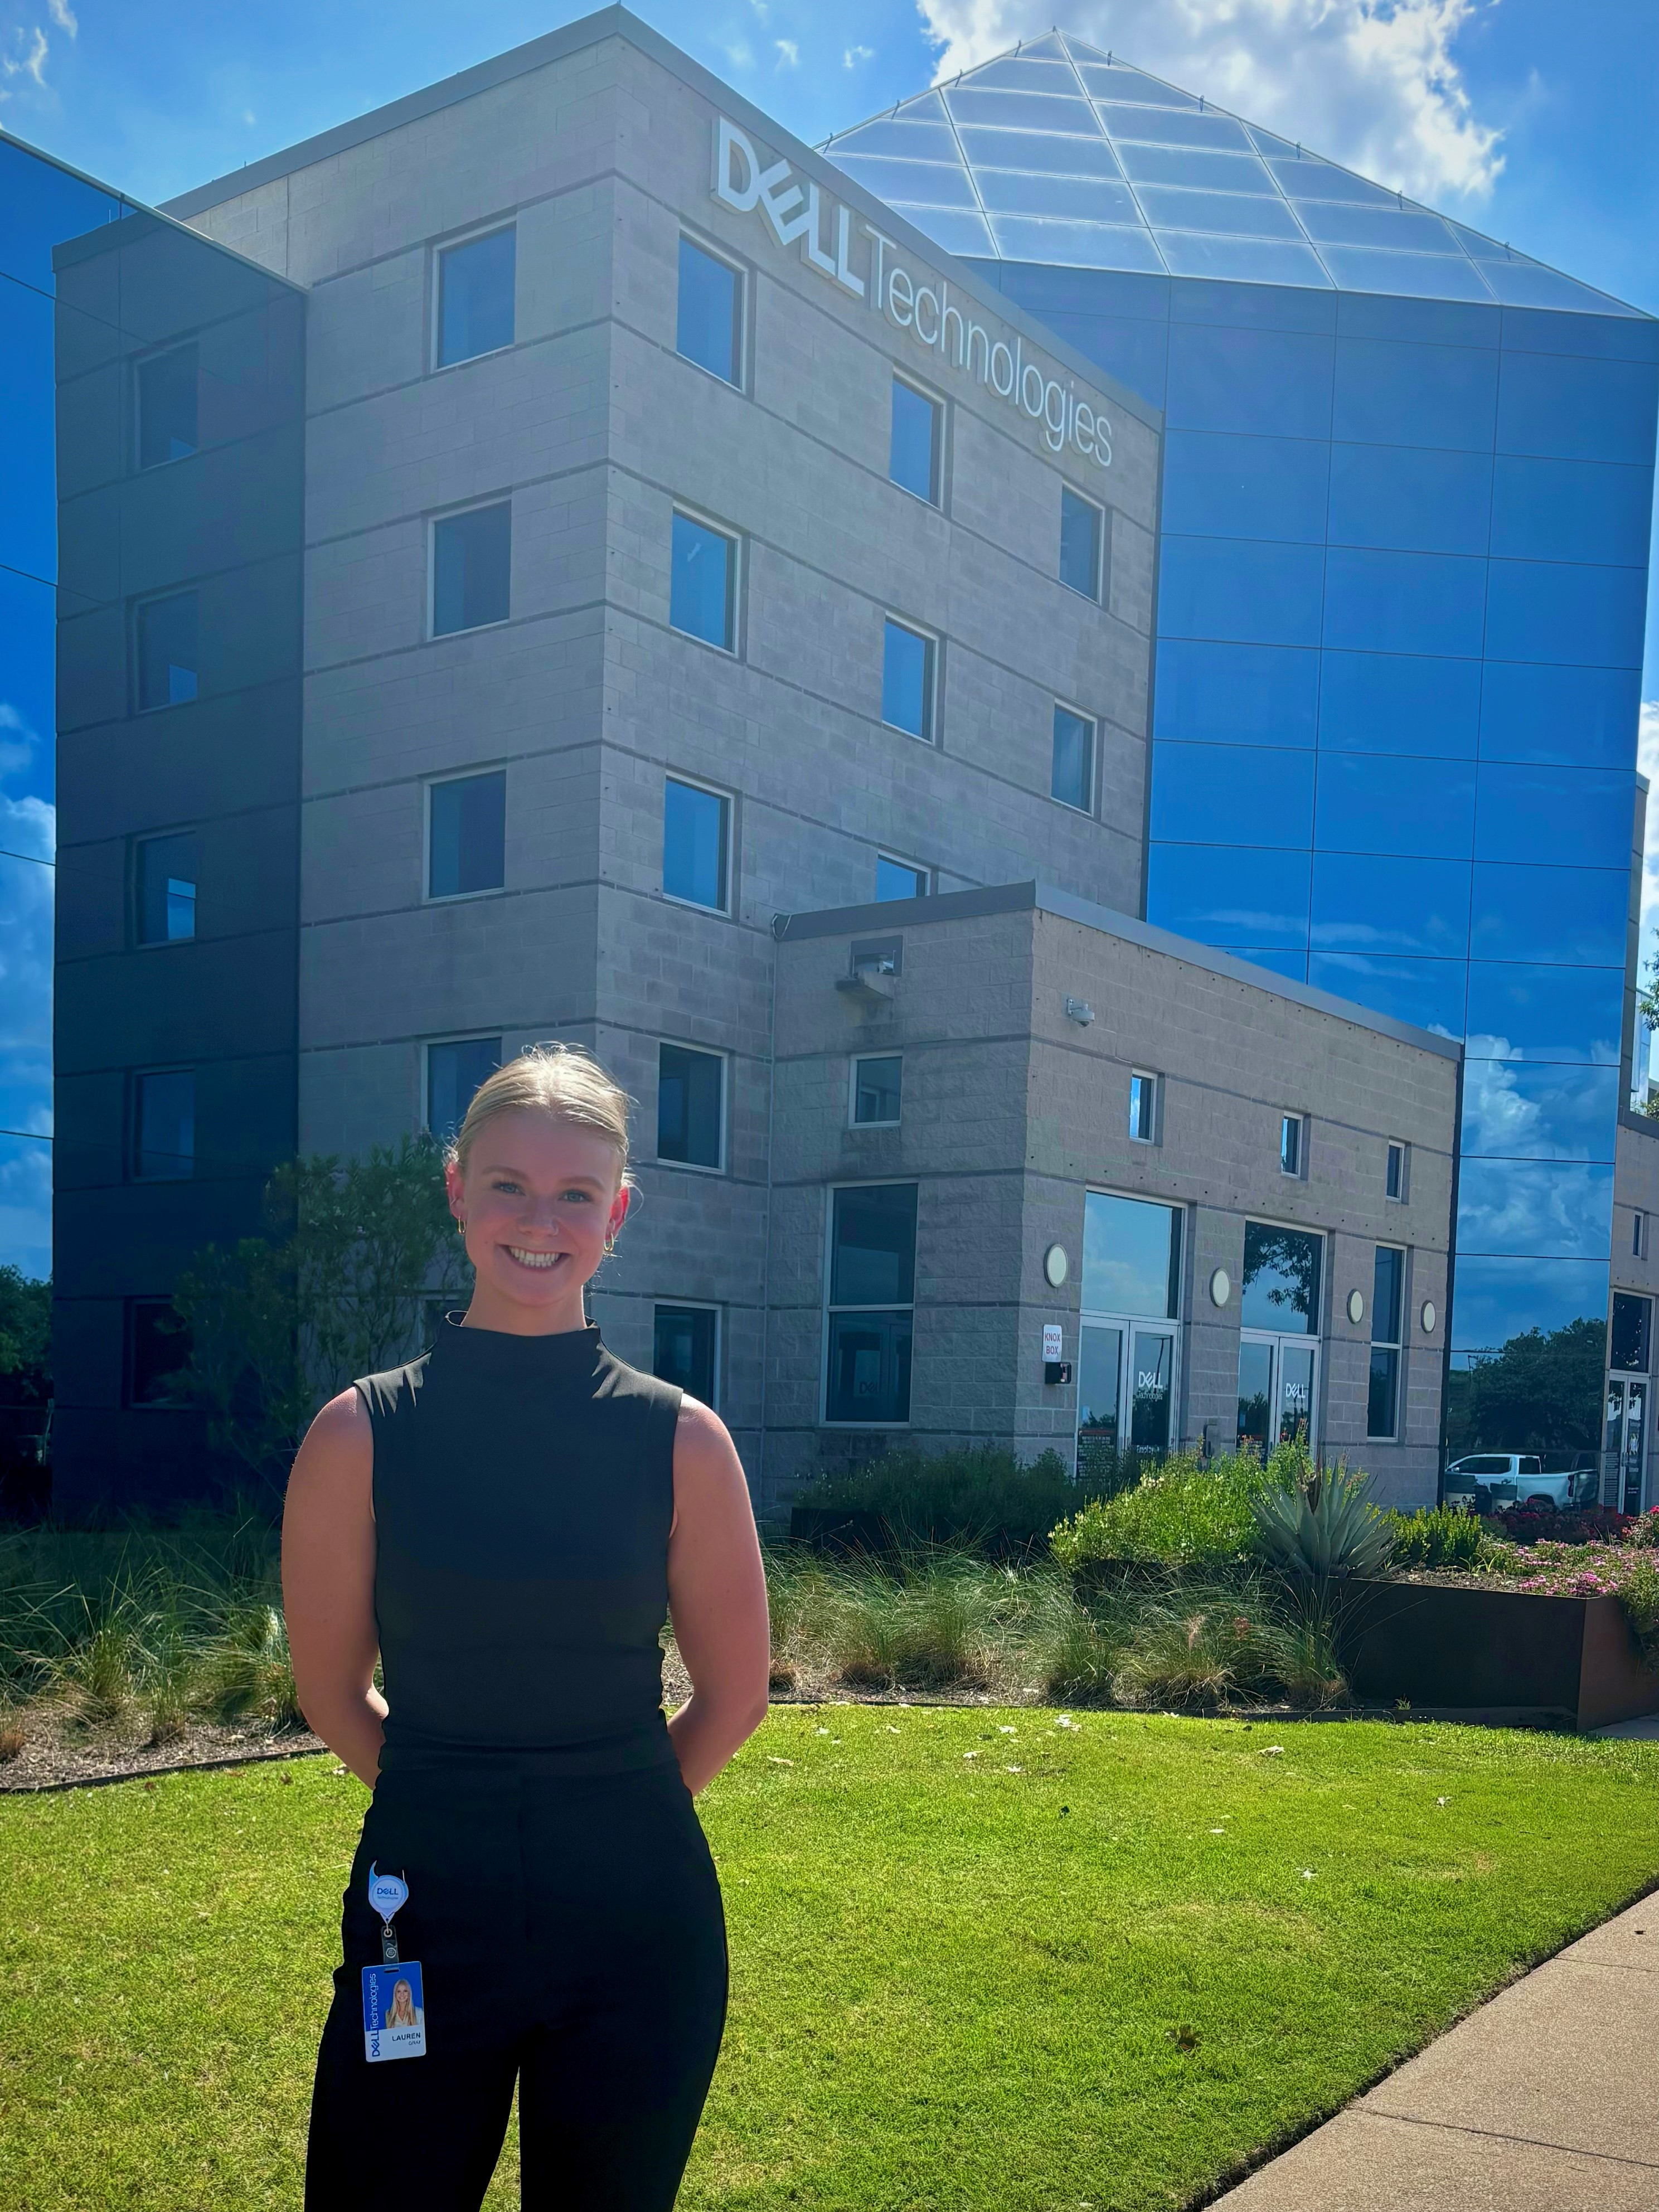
2,1708,1656,2211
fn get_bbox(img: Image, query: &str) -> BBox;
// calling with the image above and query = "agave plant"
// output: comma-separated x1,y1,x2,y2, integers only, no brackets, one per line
1251,1462,1394,1580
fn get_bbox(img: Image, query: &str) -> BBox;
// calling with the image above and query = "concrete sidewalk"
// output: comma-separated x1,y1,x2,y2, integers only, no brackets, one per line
1210,1893,1659,2210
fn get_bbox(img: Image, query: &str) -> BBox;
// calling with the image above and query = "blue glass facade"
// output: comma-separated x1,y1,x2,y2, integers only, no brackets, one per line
826,35,1658,1404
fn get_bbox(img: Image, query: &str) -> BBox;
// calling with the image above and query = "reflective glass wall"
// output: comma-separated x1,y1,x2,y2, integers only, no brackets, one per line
977,260,1657,1451
1,136,307,1504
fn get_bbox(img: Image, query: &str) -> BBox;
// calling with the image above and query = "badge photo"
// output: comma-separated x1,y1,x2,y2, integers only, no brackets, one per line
362,1961,427,2063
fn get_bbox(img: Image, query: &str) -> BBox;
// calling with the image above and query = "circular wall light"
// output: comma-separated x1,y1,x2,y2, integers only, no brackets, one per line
1347,1289,1365,1326
1420,1300,1437,1334
1044,1243,1070,1288
1209,1268,1231,1307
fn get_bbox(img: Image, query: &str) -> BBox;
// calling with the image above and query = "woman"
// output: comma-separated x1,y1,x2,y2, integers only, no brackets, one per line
283,1045,771,2210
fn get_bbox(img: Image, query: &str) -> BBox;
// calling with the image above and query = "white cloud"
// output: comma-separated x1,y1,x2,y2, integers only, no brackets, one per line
1,25,50,88
845,43,875,67
0,704,35,783
725,38,755,70
46,0,74,34
776,37,800,66
918,0,1505,203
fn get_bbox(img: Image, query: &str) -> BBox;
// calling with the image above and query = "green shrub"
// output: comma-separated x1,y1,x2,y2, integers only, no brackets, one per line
1049,1449,1288,1570
1386,1504,1497,1571
801,1444,1136,1550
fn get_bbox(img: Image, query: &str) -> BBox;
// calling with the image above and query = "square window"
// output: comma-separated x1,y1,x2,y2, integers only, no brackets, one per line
890,378,942,503
436,227,516,367
1129,1071,1157,1143
1386,1142,1405,1200
882,618,935,741
1280,1113,1303,1177
852,1055,902,1127
433,503,511,636
428,772,506,899
663,777,730,911
1052,704,1095,811
657,1042,725,1169
136,344,198,468
135,590,198,711
677,238,742,386
133,1069,195,1181
136,832,197,945
825,1311,913,1425
128,1298,191,1408
653,1304,719,1405
875,854,928,903
426,1037,502,1138
670,512,736,650
1060,486,1103,600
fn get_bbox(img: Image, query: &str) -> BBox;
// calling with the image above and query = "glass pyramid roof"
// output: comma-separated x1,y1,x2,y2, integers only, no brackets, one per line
821,31,1646,317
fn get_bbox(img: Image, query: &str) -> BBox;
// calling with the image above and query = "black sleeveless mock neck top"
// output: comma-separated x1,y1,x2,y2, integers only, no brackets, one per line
354,1319,683,1777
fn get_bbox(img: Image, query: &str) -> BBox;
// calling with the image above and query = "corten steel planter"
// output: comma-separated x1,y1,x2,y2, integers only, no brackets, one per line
1337,1578,1659,1731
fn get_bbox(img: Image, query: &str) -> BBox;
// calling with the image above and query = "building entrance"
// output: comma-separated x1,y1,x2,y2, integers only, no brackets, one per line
1605,1376,1648,1515
1238,1335,1320,1453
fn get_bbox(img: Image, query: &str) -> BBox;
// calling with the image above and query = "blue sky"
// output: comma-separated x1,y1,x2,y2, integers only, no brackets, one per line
0,0,1655,1275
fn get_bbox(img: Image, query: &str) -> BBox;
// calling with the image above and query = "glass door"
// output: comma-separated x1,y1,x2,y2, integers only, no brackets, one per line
1236,1338,1273,1453
1238,1335,1320,1454
1130,1328,1175,1455
1077,1325,1123,1482
1278,1343,1317,1447
1605,1377,1648,1514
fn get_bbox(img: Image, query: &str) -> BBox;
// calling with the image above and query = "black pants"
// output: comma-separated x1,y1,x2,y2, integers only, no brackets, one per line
305,1760,729,2210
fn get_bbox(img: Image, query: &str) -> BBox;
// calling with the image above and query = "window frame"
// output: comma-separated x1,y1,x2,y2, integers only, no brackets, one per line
652,1299,722,1410
880,614,939,745
423,767,508,905
130,1065,196,1184
821,1179,919,1429
1279,1112,1307,1179
125,1296,191,1411
661,771,735,916
656,1039,729,1175
875,851,931,903
133,587,200,715
1076,1186,1185,1471
668,505,741,656
133,340,199,473
675,230,748,392
1367,1241,1407,1442
423,1034,505,1138
1128,1070,1160,1146
132,828,199,950
1634,1211,1647,1262
428,497,513,641
1385,1141,1408,1202
889,372,945,508
849,1053,903,1130
1059,483,1105,604
431,221,518,374
1051,698,1098,815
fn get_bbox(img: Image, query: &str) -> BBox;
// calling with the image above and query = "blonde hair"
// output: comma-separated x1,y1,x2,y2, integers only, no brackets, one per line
448,1044,634,1187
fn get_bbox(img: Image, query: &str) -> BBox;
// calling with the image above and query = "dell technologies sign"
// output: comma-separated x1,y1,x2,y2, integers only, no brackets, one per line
711,118,1112,472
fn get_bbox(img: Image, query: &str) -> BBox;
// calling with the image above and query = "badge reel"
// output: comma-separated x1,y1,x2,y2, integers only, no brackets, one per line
361,1863,427,2063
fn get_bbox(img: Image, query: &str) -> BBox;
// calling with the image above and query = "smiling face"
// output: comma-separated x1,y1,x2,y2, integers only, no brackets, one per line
445,1108,630,1335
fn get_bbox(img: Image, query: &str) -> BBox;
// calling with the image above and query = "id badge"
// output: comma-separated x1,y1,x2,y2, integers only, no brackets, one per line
362,1960,426,2063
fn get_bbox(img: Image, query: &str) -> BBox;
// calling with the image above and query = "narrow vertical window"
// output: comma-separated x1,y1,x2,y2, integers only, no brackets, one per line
889,379,942,505
1634,1212,1647,1261
670,513,737,650
426,1037,502,1138
1367,1245,1404,1440
657,1043,725,1169
851,1055,902,1127
1128,1072,1158,1144
875,854,928,903
428,772,506,898
825,1184,917,1424
1059,486,1103,601
663,778,731,911
1280,1114,1303,1177
136,832,198,945
136,343,198,468
1051,705,1095,812
653,1304,720,1404
1386,1142,1406,1201
135,590,198,710
881,618,935,741
436,227,516,367
433,503,511,636
133,1069,195,1181
677,239,742,386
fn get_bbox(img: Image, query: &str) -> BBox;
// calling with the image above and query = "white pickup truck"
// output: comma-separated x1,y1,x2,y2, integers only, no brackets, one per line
1443,1453,1598,1511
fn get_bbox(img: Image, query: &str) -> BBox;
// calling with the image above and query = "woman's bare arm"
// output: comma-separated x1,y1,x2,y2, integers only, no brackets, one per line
664,1400,771,1795
280,1389,386,1788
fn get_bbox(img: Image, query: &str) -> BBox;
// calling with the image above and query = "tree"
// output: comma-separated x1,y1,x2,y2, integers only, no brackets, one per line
0,1267,50,1396
169,1136,469,1487
1443,1316,1606,1460
1637,930,1659,1117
